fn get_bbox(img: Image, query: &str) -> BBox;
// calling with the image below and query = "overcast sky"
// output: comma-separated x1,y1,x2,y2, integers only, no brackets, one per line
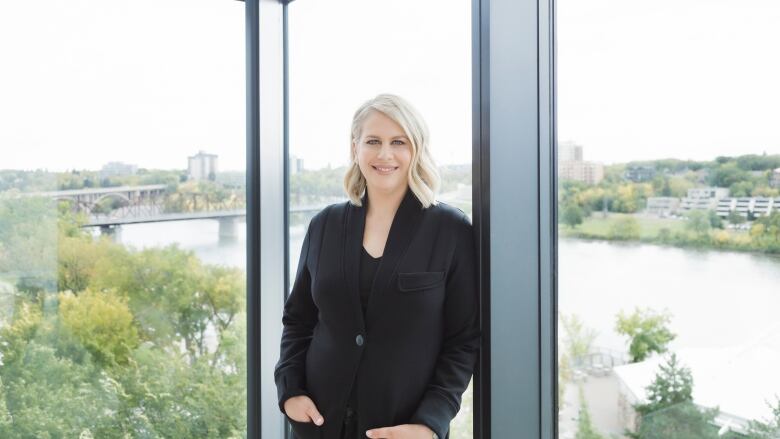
0,0,778,172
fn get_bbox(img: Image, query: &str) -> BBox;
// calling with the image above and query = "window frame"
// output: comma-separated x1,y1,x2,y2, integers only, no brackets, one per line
247,0,558,437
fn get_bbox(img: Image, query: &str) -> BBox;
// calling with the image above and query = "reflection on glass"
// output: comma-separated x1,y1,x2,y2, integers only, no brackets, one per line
557,1,780,438
0,1,246,436
287,1,473,437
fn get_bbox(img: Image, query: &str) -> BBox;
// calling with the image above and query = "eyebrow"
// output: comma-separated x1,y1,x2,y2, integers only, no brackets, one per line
365,135,409,140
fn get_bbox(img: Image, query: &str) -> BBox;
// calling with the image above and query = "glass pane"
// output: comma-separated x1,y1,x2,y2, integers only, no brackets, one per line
0,1,246,436
557,1,780,438
287,1,473,438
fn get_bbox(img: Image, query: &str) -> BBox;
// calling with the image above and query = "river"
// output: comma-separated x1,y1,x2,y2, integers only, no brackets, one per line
115,220,780,354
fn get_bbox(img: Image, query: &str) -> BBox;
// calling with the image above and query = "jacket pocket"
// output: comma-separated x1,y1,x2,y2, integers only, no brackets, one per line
287,416,321,439
397,271,446,292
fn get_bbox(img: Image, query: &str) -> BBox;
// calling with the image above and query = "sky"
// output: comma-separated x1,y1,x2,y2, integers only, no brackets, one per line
0,0,778,172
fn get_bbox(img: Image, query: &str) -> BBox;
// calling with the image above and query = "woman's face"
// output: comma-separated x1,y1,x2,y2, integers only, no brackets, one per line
353,110,413,196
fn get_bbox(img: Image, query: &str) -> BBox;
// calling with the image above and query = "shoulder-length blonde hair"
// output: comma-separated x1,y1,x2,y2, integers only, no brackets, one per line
343,93,441,208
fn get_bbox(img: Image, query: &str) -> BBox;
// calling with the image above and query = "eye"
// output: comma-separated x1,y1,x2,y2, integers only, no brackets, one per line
366,139,380,145
392,140,405,145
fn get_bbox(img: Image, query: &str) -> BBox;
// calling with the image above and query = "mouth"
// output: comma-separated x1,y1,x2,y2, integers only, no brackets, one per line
372,165,399,174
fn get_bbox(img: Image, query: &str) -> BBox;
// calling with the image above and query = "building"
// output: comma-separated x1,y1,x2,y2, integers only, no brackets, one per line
646,197,680,216
625,165,656,182
558,141,604,185
99,161,137,178
188,151,218,181
289,155,305,175
679,187,729,212
771,168,780,188
614,342,780,437
559,141,583,162
716,197,780,218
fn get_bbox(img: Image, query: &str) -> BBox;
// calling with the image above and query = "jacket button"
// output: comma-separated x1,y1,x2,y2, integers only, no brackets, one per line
355,334,364,346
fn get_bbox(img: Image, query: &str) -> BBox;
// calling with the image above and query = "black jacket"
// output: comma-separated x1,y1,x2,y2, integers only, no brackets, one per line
274,187,481,439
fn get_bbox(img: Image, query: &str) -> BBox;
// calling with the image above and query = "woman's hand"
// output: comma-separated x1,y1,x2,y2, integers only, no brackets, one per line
365,423,434,438
283,395,325,426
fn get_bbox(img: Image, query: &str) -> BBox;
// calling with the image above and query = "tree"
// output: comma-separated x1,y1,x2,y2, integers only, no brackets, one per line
562,203,585,229
684,210,711,242
727,210,746,225
628,353,720,439
576,386,606,439
560,313,597,364
707,210,723,229
615,307,676,363
746,396,780,439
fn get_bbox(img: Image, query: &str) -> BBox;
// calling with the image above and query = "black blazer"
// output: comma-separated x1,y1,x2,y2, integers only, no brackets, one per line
274,187,481,439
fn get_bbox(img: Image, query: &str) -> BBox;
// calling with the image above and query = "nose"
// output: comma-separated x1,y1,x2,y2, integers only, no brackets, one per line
377,143,393,159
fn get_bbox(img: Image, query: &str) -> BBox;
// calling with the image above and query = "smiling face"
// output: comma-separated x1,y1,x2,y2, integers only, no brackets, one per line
353,110,413,197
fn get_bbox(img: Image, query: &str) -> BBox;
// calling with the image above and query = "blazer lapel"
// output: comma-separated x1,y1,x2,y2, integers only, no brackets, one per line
343,186,425,333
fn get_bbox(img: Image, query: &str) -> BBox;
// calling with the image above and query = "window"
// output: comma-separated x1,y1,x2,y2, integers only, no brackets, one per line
287,1,473,437
0,1,247,436
557,0,780,437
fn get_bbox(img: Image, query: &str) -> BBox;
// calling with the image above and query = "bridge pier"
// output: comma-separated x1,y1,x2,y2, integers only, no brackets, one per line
218,217,239,242
99,224,122,242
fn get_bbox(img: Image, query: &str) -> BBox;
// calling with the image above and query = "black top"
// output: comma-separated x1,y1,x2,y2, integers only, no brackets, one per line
347,246,382,416
358,245,381,318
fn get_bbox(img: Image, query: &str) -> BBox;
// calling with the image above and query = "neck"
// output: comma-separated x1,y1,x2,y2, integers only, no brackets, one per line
366,185,407,219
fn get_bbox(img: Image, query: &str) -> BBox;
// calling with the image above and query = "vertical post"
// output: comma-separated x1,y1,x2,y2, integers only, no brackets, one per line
245,1,261,438
473,0,556,436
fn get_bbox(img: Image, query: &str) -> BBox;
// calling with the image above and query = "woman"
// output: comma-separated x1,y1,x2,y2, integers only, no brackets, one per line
274,93,480,439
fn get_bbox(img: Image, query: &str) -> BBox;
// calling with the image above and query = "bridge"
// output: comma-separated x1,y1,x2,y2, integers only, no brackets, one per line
84,205,325,241
24,185,326,241
25,184,169,217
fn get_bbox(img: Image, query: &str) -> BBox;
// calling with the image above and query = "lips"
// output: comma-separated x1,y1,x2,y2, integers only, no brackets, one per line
372,165,398,174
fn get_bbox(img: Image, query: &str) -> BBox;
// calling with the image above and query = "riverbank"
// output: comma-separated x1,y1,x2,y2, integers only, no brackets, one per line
559,213,780,255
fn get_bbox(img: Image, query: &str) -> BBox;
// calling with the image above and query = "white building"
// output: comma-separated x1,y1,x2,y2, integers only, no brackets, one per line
646,197,680,216
100,161,137,178
188,151,218,181
614,340,780,437
679,187,729,212
716,197,780,218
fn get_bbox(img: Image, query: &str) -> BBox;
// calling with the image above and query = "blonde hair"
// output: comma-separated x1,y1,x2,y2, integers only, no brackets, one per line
343,93,441,208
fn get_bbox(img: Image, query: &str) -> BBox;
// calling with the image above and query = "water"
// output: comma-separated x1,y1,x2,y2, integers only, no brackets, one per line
559,239,780,353
114,218,306,278
116,220,780,354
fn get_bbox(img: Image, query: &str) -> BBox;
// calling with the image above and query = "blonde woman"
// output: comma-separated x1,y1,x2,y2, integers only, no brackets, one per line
274,94,480,439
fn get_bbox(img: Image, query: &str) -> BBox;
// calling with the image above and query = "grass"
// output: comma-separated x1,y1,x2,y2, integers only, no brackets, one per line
559,212,687,239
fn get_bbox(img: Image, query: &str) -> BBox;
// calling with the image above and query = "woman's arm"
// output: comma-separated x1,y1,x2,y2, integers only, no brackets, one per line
408,212,482,439
274,220,318,414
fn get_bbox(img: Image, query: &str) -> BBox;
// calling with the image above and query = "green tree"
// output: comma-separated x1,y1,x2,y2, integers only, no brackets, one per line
684,210,711,240
727,210,746,225
562,203,585,229
707,210,723,229
59,288,139,366
628,354,719,439
746,396,780,439
615,307,676,363
576,386,606,439
560,313,597,364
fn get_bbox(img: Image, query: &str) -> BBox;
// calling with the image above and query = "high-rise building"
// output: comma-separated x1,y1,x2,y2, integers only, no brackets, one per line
188,151,218,181
559,141,583,162
557,141,604,185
